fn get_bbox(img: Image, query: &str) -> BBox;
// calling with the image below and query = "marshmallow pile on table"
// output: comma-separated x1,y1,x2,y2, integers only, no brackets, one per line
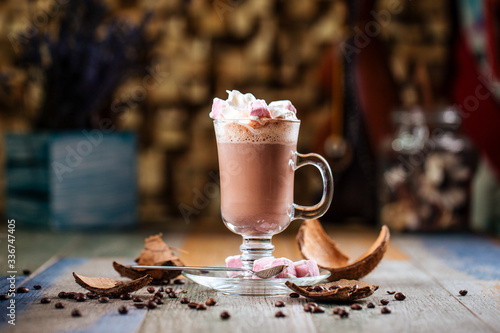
225,255,320,279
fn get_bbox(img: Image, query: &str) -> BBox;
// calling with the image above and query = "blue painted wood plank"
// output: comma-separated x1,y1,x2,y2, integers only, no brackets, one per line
420,234,500,280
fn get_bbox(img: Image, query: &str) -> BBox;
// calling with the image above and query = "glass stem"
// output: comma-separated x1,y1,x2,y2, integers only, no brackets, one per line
240,236,275,274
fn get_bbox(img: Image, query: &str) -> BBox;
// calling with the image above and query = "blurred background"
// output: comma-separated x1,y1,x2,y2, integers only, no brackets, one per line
0,0,499,234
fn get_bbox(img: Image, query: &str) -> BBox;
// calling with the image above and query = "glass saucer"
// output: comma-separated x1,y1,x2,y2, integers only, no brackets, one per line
182,268,331,296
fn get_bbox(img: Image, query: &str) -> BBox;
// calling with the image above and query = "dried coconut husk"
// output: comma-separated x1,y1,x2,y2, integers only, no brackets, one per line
297,220,390,281
73,272,152,296
113,233,184,283
285,279,378,301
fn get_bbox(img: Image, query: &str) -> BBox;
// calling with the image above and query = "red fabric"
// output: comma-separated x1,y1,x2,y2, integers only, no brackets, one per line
452,34,500,180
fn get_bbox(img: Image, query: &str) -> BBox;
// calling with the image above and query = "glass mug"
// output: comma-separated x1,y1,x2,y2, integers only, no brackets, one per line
214,119,334,272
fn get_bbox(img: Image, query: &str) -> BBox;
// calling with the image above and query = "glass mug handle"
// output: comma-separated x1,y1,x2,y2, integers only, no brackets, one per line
292,152,334,220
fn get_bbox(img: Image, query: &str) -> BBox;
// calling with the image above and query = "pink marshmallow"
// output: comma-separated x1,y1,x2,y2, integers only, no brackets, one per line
253,257,296,279
211,97,228,119
249,100,271,118
283,101,297,114
225,255,243,268
294,260,320,278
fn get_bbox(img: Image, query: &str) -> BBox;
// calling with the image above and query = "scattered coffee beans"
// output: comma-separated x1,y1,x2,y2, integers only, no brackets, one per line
459,290,468,296
147,301,158,309
33,285,42,290
133,296,143,302
120,293,132,300
157,287,164,292
40,297,51,304
275,311,286,318
387,291,396,295
23,269,31,275
165,287,173,293
67,292,77,299
289,292,300,298
118,306,128,315
154,292,163,299
367,302,375,308
339,309,349,318
98,297,110,303
58,292,68,299
75,295,86,302
274,301,285,308
220,311,231,320
380,299,389,305
134,303,146,309
180,298,190,304
188,302,198,309
312,305,325,313
174,279,185,285
147,287,155,294
205,298,216,306
153,296,164,305
0,294,9,300
168,292,177,299
71,309,82,317
333,307,341,314
16,287,29,293
196,304,207,310
351,303,362,310
394,292,406,301
55,302,64,309
381,307,391,314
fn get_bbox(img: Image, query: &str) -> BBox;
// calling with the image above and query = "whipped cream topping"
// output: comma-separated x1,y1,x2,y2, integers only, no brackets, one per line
210,90,298,120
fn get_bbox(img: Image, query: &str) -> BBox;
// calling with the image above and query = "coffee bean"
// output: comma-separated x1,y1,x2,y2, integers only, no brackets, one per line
275,310,286,318
33,285,42,290
55,302,64,309
98,297,109,303
75,295,86,302
154,292,163,299
459,290,468,296
381,307,391,314
0,294,9,300
16,287,29,293
332,307,341,314
220,311,231,320
134,303,146,309
187,302,198,309
165,287,173,293
120,293,132,300
205,298,216,306
71,309,82,317
387,291,396,295
58,292,67,299
351,303,362,310
274,301,285,307
394,292,406,301
133,296,143,302
23,269,31,275
147,301,158,309
367,302,375,308
380,299,389,305
339,309,349,318
312,306,325,313
147,287,155,294
40,297,51,304
307,302,318,308
157,287,164,292
196,304,207,310
174,279,185,285
180,298,190,304
303,304,312,312
86,292,98,299
118,306,128,314
289,292,300,298
168,292,177,299
153,296,164,305
67,292,77,299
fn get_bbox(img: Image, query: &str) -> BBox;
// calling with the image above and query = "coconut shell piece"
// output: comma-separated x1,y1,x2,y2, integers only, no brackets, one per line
113,233,184,283
73,272,152,296
297,220,390,281
285,279,378,301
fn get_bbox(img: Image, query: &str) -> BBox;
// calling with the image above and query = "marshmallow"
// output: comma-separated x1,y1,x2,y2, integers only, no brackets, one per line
253,257,297,279
210,98,227,119
225,254,243,278
249,100,271,118
293,260,320,278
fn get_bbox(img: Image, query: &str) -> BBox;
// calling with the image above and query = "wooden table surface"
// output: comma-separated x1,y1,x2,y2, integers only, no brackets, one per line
1,220,499,333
